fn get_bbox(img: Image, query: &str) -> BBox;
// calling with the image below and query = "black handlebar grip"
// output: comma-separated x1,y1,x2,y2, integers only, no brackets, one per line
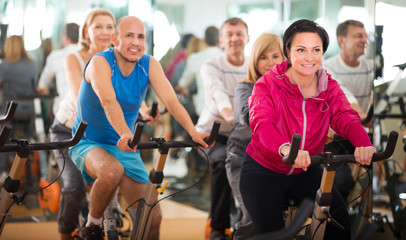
128,122,144,148
150,102,158,119
282,134,301,165
372,131,398,162
360,105,373,125
204,120,221,145
71,121,88,146
0,125,12,147
0,101,18,125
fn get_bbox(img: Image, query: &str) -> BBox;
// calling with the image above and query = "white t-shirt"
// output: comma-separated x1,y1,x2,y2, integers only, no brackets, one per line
55,51,85,129
324,54,373,113
38,44,78,113
178,47,223,115
195,54,248,135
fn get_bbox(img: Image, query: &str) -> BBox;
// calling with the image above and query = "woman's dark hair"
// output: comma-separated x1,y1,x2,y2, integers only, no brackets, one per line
282,19,329,61
181,33,195,49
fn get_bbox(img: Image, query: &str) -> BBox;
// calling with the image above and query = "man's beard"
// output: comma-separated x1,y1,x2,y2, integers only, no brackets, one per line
117,49,138,63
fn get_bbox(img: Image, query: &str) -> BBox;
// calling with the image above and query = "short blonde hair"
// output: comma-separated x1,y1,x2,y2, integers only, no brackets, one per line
243,33,284,84
4,35,30,64
79,9,116,50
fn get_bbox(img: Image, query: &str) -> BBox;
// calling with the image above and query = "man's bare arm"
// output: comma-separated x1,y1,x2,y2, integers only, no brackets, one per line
148,57,209,148
85,55,134,152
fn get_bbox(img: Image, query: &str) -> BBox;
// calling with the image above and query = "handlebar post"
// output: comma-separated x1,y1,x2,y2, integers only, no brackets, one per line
130,121,221,240
132,141,169,240
320,152,337,171
8,139,31,159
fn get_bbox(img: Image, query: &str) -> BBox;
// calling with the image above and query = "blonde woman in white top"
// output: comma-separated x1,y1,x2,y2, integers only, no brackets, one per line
49,9,116,240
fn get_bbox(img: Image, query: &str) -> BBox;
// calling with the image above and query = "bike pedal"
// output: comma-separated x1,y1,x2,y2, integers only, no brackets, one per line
105,229,119,240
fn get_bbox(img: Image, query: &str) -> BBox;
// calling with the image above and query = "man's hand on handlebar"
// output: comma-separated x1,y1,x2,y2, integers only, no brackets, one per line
354,147,376,166
139,104,160,125
118,133,137,152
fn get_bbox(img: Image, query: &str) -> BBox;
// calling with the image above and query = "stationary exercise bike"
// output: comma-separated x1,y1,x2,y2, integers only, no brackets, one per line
251,131,398,240
121,120,220,240
0,110,87,237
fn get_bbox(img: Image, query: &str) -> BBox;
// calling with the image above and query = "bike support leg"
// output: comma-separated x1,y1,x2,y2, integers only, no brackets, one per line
132,147,168,240
310,156,338,240
0,149,29,236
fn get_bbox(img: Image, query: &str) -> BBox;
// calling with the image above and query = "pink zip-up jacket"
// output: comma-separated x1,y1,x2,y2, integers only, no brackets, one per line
246,60,372,175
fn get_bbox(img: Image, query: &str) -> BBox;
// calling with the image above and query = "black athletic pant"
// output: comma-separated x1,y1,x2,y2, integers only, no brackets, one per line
240,153,351,240
207,141,232,230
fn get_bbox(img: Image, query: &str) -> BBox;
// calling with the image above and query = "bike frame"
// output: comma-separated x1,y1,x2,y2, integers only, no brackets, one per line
0,121,87,236
281,131,398,240
126,120,220,240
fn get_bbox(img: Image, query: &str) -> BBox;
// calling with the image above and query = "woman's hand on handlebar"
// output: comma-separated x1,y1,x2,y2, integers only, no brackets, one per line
293,150,311,171
281,145,311,171
325,128,334,145
354,147,376,166
117,133,137,152
190,131,211,149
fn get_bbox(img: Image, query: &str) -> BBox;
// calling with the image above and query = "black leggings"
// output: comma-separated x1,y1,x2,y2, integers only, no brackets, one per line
240,153,351,240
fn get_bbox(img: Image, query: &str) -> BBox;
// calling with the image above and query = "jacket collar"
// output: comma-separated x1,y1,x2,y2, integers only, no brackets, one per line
271,60,331,100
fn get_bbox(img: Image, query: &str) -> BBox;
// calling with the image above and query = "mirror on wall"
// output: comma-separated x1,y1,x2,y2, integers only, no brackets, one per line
374,0,406,159
155,0,375,59
1,2,394,240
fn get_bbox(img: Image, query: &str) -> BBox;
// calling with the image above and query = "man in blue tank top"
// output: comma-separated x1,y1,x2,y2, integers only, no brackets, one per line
69,16,211,240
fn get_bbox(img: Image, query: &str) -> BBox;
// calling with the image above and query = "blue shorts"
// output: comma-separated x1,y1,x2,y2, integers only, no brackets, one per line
69,139,149,184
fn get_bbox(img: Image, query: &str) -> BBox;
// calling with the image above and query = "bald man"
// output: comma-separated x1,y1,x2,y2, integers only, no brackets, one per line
69,16,211,240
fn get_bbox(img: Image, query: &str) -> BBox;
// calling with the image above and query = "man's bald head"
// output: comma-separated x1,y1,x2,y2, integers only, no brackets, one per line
115,16,145,34
112,15,147,64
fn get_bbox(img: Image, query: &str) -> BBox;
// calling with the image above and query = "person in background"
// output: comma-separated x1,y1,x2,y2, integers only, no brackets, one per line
37,23,80,115
28,35,52,77
48,9,116,240
69,16,211,240
324,19,373,116
169,36,205,140
164,33,195,80
195,17,249,240
239,19,375,239
323,19,373,202
226,33,284,240
176,26,223,117
170,36,205,86
0,35,38,180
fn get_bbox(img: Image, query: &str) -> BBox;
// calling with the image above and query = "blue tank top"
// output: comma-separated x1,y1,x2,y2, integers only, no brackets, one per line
72,48,150,145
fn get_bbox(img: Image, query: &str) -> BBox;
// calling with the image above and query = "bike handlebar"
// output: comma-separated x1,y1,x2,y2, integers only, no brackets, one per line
0,101,18,125
128,122,145,148
137,101,166,123
360,105,373,125
128,120,221,149
283,131,398,165
0,125,12,148
282,134,301,165
0,121,88,152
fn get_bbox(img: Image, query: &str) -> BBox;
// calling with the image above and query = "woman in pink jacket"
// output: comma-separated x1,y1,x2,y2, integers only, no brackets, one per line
239,19,375,239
